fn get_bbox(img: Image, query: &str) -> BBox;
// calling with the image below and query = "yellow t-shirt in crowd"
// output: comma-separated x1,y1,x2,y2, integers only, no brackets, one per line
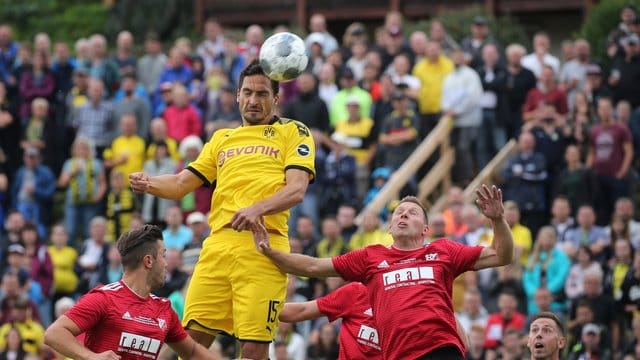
412,55,454,115
512,223,533,267
103,135,146,184
48,245,79,294
188,117,315,236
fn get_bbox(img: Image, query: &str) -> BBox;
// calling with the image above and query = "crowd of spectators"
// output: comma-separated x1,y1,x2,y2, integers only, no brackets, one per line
1,5,640,359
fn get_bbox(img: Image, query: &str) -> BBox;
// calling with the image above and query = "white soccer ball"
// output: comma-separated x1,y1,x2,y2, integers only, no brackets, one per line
259,32,309,82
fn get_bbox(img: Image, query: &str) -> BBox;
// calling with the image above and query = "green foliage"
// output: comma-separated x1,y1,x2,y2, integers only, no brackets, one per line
403,5,529,49
580,0,640,62
104,0,195,43
0,0,107,42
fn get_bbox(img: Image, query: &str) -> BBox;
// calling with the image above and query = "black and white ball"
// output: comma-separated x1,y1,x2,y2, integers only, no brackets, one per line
259,32,308,82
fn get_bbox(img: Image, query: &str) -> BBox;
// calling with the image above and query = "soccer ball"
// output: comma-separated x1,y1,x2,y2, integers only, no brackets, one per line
259,32,309,82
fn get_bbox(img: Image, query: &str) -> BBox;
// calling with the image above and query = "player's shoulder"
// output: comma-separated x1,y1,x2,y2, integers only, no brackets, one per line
341,281,368,295
273,117,311,137
210,128,235,141
428,238,469,251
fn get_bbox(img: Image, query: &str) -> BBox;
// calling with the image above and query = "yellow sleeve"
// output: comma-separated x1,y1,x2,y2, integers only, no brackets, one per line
186,132,223,187
283,121,316,182
103,146,114,160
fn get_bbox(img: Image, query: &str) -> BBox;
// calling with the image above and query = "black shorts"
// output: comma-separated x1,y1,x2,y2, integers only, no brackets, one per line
415,345,464,360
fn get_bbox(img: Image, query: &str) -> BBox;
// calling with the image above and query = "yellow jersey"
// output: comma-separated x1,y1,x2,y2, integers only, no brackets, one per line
188,117,315,236
412,55,454,114
103,135,146,184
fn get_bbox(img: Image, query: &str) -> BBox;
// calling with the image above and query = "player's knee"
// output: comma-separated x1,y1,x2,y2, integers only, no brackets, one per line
186,328,216,348
240,341,269,359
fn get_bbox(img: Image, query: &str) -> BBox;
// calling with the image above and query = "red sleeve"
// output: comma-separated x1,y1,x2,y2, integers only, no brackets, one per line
557,90,568,115
332,248,368,283
442,240,483,276
65,291,108,332
316,283,357,322
165,305,188,343
522,89,537,113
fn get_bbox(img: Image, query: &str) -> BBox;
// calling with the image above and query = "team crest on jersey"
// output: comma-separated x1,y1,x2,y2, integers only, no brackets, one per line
425,253,438,261
297,144,310,157
218,151,226,166
158,318,166,331
263,126,276,139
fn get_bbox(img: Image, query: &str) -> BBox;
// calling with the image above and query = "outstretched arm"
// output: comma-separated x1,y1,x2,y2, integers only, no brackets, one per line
168,336,216,360
129,168,203,200
44,316,121,360
252,222,339,278
473,185,514,270
279,301,324,322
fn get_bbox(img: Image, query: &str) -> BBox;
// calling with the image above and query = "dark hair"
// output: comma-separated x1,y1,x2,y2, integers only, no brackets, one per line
397,196,429,223
145,31,160,42
117,225,163,270
530,311,565,335
238,59,279,95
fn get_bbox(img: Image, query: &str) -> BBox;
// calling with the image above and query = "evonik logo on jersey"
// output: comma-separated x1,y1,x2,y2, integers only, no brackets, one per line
217,145,280,166
382,266,435,290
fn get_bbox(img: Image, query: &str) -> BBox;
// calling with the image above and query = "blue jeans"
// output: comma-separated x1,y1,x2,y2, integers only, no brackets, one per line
65,203,100,245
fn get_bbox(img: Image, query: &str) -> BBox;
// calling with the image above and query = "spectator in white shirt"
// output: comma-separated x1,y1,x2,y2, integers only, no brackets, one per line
521,31,561,78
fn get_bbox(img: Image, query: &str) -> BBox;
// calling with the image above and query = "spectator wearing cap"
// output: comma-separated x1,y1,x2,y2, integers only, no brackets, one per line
412,39,454,138
113,71,152,138
10,147,55,236
363,167,392,217
112,30,136,74
137,32,167,95
155,81,176,117
378,89,419,173
610,34,640,108
460,15,503,69
142,140,177,227
331,95,377,201
306,32,326,76
205,83,241,137
568,323,610,360
441,48,483,185
65,66,90,119
185,211,209,248
0,294,45,356
584,63,613,112
305,13,339,57
607,5,638,59
521,31,561,79
329,67,373,127
340,22,368,61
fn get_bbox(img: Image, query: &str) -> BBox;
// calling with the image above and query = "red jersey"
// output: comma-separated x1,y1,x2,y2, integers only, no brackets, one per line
332,239,482,360
317,282,381,360
65,281,187,359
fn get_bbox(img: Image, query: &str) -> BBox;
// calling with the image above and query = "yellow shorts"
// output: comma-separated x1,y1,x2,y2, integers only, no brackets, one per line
183,229,289,342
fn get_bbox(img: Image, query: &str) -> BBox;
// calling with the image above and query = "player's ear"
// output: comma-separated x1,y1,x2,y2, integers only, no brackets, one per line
274,94,279,105
143,254,153,269
422,225,429,237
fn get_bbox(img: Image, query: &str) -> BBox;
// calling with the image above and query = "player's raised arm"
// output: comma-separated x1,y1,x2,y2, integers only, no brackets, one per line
252,222,338,277
44,315,120,360
473,184,514,270
279,300,323,323
129,168,203,200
